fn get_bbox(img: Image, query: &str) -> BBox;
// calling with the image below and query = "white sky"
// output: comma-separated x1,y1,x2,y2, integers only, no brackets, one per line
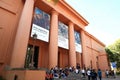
65,0,120,46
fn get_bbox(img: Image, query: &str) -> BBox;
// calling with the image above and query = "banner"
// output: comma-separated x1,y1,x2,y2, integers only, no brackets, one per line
31,7,50,42
58,21,69,49
111,62,117,68
74,31,82,53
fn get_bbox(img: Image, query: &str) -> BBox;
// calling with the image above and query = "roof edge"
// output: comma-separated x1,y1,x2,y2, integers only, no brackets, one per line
84,30,106,47
61,0,89,26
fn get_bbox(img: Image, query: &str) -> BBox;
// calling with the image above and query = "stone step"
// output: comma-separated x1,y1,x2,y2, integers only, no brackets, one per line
53,72,88,80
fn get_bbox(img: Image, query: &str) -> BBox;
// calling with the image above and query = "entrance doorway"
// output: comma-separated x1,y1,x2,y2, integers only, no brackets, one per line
25,45,39,68
34,46,39,68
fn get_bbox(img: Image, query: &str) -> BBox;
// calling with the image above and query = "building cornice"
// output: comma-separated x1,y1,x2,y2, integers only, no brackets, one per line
61,0,89,26
83,30,106,47
42,0,89,28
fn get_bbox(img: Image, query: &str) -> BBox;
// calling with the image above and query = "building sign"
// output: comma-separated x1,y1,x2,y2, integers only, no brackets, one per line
74,31,82,53
58,21,69,49
31,7,50,42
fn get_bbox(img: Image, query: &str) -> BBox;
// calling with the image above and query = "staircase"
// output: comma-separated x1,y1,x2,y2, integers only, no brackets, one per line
54,72,87,80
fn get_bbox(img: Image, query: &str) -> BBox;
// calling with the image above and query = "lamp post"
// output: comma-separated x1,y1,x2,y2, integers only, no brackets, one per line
30,33,37,69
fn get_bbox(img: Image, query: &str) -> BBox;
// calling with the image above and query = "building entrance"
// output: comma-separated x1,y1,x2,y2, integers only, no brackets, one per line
25,45,39,68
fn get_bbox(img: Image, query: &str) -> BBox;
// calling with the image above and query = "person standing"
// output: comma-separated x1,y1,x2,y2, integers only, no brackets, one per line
87,68,91,80
81,68,86,77
105,69,109,78
98,69,102,80
93,69,97,80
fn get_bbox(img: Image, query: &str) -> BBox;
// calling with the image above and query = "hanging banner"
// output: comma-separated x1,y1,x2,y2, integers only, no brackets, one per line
58,21,69,49
111,62,117,68
31,7,50,42
74,31,82,53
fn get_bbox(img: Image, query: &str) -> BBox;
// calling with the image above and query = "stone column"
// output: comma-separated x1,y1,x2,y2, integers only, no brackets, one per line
81,30,86,68
10,0,35,68
68,22,76,67
49,10,58,69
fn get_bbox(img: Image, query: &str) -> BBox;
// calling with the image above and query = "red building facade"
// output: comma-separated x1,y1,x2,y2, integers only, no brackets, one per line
0,0,110,79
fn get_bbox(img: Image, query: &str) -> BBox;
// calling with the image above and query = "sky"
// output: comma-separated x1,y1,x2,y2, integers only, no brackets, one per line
65,0,120,46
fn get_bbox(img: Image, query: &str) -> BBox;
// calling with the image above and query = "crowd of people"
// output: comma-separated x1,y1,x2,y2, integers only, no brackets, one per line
45,64,116,80
45,66,73,80
105,69,116,78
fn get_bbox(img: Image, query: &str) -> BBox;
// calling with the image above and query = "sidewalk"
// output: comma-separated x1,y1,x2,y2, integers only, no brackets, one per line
53,72,120,80
102,75,120,80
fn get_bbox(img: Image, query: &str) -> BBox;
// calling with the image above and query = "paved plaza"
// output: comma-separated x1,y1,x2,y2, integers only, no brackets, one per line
102,76,120,80
53,72,120,80
81,76,120,80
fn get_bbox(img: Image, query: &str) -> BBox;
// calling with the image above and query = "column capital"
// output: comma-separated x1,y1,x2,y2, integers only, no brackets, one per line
68,21,74,26
51,10,59,15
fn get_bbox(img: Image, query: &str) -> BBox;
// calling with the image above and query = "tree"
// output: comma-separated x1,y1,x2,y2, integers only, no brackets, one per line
105,39,120,70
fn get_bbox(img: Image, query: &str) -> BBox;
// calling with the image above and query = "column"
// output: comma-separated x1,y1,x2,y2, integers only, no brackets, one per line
68,22,76,67
81,30,86,68
49,10,58,69
10,0,35,68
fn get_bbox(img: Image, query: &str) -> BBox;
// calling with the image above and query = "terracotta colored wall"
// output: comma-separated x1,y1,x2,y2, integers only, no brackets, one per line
25,70,45,80
99,54,110,70
5,70,25,80
5,70,45,80
39,43,49,68
58,48,69,68
85,47,92,68
83,32,109,71
76,53,82,67
0,0,24,75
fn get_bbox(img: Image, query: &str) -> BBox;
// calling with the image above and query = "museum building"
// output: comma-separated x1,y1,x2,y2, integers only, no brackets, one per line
0,0,110,79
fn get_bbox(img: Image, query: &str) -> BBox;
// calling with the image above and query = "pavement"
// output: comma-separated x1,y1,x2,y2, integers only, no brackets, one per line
54,72,120,80
102,76,120,80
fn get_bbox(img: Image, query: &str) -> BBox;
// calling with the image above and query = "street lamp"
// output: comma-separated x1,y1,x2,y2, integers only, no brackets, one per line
30,33,37,69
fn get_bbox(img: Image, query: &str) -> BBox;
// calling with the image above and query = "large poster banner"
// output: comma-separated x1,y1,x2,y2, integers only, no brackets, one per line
31,7,50,42
58,21,69,49
74,31,82,53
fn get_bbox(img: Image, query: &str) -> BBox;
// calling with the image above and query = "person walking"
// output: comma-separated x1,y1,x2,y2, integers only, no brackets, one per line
98,69,102,80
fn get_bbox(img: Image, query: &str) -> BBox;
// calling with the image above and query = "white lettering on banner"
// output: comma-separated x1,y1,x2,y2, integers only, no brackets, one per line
31,24,49,42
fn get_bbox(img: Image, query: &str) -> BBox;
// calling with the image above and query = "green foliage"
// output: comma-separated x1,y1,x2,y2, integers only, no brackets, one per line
107,39,120,54
105,48,115,62
105,38,120,69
